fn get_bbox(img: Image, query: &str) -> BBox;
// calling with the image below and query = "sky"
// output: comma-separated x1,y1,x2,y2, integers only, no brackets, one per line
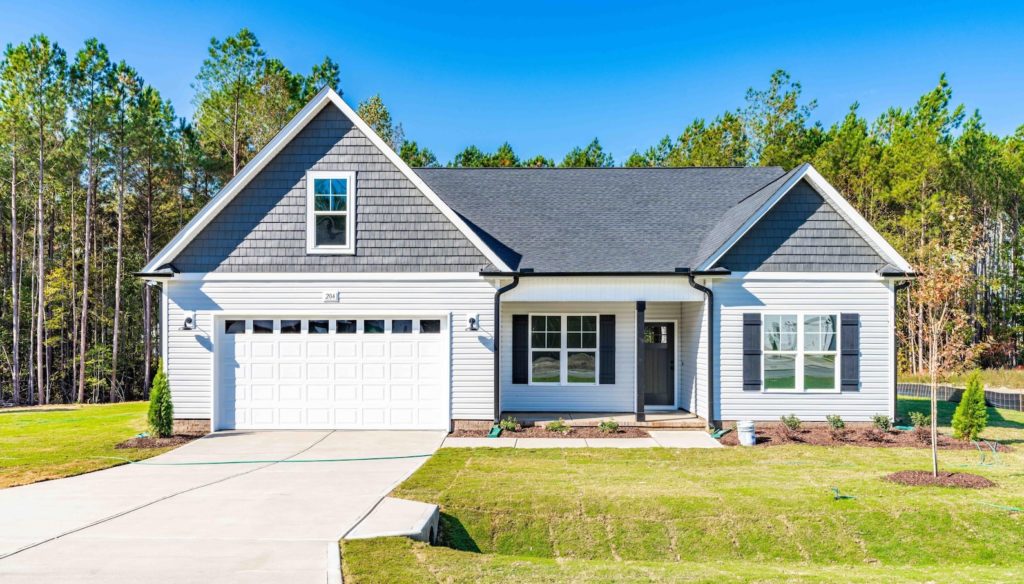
1,1,1023,163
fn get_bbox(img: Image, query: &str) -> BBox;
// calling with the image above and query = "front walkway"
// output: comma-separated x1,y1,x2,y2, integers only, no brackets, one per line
442,430,722,449
0,430,445,584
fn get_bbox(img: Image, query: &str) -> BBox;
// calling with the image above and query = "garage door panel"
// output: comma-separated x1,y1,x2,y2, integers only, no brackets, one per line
219,317,448,430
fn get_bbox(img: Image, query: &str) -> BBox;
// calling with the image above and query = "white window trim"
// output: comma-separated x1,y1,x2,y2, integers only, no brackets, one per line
306,170,356,254
761,311,841,394
527,313,600,386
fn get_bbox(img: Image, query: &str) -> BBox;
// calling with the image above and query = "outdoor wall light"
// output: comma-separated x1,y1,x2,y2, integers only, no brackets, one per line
181,311,196,331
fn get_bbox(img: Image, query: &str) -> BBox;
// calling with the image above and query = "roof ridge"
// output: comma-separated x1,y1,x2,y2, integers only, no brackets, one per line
414,166,785,171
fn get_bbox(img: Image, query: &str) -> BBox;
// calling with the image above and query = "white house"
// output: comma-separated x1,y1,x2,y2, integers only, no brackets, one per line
139,87,914,432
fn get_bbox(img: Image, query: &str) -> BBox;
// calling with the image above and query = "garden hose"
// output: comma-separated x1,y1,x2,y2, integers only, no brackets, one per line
978,502,1023,513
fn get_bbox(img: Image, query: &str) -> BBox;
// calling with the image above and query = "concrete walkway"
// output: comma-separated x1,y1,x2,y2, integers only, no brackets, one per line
0,430,444,584
442,430,722,449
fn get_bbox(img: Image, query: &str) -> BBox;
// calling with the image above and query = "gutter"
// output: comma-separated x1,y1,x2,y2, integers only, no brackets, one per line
480,270,694,278
892,279,913,418
492,276,520,422
687,273,716,429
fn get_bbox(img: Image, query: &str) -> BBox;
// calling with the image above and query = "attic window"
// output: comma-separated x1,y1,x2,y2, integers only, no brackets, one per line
306,170,355,254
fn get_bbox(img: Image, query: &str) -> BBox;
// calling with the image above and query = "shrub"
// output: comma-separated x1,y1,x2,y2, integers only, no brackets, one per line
498,416,519,432
598,419,620,433
872,414,892,432
952,370,989,441
780,414,801,431
545,418,571,434
909,411,930,428
148,360,174,438
826,414,845,430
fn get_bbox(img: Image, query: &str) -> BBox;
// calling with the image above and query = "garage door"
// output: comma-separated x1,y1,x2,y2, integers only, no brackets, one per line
216,317,448,430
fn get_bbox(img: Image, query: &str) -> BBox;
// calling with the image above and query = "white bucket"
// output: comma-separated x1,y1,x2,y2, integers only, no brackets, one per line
737,420,756,446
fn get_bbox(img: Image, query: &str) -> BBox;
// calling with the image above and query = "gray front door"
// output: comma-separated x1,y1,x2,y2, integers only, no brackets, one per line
643,322,675,407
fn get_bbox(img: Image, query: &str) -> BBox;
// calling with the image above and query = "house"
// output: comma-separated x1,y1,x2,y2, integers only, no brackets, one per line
139,87,914,433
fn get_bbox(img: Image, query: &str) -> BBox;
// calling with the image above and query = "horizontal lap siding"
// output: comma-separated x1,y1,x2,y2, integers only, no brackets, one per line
501,302,636,412
165,278,496,420
677,302,704,413
716,278,892,421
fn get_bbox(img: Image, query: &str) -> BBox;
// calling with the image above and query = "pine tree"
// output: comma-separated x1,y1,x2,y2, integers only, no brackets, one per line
952,370,988,441
147,359,173,438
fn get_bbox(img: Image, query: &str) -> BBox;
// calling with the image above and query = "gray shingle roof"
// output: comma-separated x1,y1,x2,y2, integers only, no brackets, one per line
416,167,788,272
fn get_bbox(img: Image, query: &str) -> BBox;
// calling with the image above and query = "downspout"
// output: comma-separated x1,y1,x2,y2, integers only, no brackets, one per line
688,274,715,429
493,276,520,423
893,280,912,419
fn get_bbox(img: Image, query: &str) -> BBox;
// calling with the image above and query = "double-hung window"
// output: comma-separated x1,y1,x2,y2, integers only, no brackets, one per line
529,315,598,385
306,170,355,254
763,313,838,391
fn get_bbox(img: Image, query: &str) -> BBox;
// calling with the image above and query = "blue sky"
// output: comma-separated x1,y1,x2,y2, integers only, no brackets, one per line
1,1,1022,163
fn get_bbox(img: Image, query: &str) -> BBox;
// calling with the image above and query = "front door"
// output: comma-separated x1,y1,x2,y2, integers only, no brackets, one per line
643,322,675,407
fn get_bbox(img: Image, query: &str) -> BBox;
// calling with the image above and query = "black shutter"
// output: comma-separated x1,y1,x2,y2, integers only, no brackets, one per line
841,313,860,391
599,315,615,384
512,315,529,384
743,313,762,391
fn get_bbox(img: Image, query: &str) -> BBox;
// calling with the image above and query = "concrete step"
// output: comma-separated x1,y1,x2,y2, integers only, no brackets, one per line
345,497,440,544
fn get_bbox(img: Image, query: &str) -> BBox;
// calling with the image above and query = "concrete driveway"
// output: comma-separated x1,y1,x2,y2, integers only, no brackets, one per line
0,430,444,583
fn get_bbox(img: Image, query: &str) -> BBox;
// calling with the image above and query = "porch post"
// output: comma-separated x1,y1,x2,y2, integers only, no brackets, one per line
635,300,646,422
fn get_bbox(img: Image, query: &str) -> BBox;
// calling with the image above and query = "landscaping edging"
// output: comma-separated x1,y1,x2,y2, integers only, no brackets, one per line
898,383,1023,411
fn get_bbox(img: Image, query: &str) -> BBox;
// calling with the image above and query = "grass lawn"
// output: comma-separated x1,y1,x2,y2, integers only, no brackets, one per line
342,398,1024,583
0,402,172,488
900,368,1024,390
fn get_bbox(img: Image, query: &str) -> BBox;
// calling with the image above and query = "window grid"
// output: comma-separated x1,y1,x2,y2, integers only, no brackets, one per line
762,313,839,392
529,314,599,386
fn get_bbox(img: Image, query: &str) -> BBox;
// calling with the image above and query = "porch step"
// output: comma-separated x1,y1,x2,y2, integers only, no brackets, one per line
502,411,707,429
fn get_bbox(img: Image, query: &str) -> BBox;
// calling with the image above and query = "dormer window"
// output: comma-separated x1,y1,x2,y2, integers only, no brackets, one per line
306,170,355,254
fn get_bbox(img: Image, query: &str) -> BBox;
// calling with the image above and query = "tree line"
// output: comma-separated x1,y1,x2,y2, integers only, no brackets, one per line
1,28,1020,406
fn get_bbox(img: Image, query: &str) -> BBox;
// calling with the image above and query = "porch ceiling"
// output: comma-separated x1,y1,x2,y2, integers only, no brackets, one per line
500,275,705,303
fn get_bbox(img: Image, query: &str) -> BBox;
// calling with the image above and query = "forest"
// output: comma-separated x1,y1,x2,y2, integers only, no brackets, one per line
1,28,1021,405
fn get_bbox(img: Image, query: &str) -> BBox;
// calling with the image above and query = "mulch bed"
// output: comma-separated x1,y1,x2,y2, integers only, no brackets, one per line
116,435,198,449
884,470,996,489
718,423,1011,451
450,426,649,439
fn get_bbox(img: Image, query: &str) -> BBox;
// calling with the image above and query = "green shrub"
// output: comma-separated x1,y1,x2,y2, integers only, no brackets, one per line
498,416,519,432
147,360,174,438
780,414,801,431
952,370,989,441
545,418,571,434
826,414,845,430
909,411,930,428
598,419,620,433
871,414,892,432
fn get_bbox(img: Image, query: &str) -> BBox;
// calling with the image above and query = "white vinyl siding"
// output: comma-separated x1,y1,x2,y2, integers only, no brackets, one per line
163,275,495,420
715,276,893,422
677,301,704,414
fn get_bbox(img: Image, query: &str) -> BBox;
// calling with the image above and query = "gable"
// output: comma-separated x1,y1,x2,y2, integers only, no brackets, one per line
713,180,887,273
172,104,491,273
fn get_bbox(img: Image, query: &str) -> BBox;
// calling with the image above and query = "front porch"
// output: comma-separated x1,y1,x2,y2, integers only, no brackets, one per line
501,410,707,429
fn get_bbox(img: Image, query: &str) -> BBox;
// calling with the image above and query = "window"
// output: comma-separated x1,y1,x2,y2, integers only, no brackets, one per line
281,320,301,334
529,315,599,385
308,320,329,334
336,319,357,334
392,319,413,334
763,313,838,391
306,171,355,254
225,320,246,334
364,320,385,334
419,319,441,334
253,320,274,334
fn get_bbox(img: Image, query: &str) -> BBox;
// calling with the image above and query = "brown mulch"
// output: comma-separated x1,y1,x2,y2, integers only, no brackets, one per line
450,425,649,439
718,423,1011,451
116,435,198,449
884,470,996,489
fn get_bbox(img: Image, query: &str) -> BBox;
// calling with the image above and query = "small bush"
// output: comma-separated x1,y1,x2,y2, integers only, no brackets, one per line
872,414,892,432
909,411,930,428
498,416,519,432
826,414,845,430
952,370,989,441
545,418,571,434
598,419,620,433
780,414,801,431
148,360,174,438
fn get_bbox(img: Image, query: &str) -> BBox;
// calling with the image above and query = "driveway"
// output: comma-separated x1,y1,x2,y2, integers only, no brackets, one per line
0,430,444,583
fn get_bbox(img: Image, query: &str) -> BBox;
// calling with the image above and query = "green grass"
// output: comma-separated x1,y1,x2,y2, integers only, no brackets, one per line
342,398,1024,583
0,402,171,488
900,368,1024,390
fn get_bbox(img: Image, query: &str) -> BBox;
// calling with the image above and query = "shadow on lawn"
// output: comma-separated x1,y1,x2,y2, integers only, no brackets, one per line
439,512,480,553
897,397,1024,430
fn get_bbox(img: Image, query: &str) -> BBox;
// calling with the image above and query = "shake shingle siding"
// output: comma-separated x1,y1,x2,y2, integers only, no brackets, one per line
172,104,491,272
714,180,886,272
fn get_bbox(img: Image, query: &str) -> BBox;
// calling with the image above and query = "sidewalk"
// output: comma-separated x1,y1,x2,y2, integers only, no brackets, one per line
441,430,722,449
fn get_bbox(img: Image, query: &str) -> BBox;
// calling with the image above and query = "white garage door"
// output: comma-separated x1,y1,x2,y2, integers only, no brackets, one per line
215,317,448,430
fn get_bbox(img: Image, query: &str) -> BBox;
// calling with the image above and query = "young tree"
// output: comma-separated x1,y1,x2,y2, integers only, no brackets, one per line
952,370,988,441
147,359,173,437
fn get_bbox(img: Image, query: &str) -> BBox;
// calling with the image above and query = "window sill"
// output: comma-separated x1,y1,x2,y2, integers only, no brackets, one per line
306,247,356,255
761,388,842,394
